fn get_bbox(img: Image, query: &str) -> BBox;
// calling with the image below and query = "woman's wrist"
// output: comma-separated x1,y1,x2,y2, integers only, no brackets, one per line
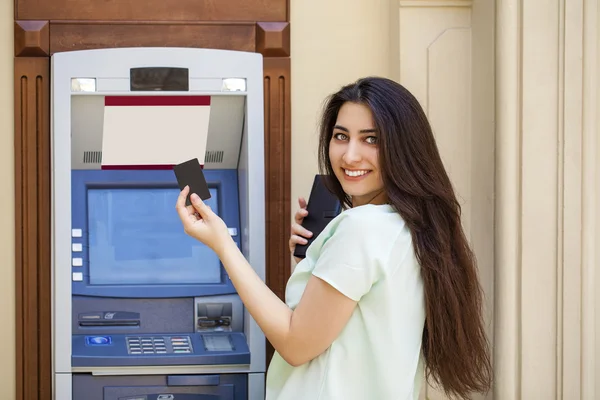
215,234,238,259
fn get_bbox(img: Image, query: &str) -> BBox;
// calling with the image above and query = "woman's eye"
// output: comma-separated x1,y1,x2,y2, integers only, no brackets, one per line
365,136,378,144
333,132,348,140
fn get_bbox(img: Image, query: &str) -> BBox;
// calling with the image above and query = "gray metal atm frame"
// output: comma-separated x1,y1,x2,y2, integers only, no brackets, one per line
51,48,267,400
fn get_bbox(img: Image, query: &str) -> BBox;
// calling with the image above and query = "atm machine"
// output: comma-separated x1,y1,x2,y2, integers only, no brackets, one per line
51,48,266,400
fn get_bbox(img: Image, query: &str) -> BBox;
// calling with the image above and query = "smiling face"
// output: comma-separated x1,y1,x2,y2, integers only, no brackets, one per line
328,102,387,207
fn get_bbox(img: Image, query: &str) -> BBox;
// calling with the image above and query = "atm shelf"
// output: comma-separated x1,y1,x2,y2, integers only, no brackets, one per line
72,332,250,367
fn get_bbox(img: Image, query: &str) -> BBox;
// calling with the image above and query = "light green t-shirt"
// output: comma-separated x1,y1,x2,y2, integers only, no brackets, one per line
265,204,426,400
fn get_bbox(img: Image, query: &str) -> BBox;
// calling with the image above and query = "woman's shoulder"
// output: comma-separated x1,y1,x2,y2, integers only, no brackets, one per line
329,204,408,239
338,203,403,225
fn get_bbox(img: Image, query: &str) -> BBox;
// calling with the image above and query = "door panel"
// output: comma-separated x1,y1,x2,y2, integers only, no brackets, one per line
393,2,495,399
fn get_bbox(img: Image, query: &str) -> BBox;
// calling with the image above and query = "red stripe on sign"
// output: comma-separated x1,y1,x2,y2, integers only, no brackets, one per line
101,164,204,170
104,96,211,107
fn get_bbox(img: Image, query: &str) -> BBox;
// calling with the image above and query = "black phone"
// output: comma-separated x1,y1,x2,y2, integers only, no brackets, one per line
293,175,341,259
173,158,211,206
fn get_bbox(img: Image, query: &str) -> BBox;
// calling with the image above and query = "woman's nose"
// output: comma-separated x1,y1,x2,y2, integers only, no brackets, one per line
342,141,362,164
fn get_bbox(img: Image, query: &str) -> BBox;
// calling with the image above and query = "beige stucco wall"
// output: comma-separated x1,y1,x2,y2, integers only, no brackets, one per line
0,0,16,397
292,1,599,400
289,0,395,201
0,0,598,399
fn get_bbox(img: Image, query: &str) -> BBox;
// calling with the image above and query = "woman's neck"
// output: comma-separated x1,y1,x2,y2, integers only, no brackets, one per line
351,190,388,207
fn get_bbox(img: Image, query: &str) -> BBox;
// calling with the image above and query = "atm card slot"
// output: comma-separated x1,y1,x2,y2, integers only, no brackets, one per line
78,311,141,327
79,320,140,327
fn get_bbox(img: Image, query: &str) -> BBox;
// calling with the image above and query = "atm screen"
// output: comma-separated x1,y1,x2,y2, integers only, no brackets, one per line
87,186,221,285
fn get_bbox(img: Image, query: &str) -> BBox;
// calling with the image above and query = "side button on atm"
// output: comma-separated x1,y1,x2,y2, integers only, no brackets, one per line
72,272,83,281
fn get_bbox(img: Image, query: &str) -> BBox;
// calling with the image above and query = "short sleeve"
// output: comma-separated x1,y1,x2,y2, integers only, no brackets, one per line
311,209,402,301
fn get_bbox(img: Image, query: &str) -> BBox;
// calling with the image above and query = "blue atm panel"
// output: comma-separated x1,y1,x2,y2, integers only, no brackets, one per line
70,168,250,368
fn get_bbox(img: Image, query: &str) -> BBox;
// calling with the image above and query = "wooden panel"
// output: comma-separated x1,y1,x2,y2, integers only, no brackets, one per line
14,57,52,400
50,22,256,54
256,22,290,57
14,21,50,57
263,57,291,362
17,0,286,22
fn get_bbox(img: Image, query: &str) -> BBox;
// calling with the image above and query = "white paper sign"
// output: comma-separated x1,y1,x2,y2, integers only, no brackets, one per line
101,95,211,169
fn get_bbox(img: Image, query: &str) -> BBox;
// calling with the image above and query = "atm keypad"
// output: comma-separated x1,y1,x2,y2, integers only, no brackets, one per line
126,336,193,355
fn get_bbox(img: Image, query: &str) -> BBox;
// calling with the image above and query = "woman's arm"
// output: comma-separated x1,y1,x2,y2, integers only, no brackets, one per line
218,238,357,366
176,188,357,366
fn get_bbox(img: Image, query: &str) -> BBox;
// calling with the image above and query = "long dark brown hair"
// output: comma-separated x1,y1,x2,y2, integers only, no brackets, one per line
317,77,492,398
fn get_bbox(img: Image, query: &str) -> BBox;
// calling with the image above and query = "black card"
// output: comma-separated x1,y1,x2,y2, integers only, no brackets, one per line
173,158,212,206
293,175,341,259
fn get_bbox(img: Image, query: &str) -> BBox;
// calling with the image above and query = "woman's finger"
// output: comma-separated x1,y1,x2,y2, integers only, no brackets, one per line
176,186,192,224
291,224,312,238
294,208,308,224
291,222,312,238
185,205,197,217
190,193,212,219
291,234,309,245
298,196,307,209
289,234,308,251
293,197,308,224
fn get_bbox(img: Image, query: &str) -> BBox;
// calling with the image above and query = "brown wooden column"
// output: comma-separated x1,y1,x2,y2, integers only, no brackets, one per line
263,56,292,307
257,22,292,362
14,21,52,400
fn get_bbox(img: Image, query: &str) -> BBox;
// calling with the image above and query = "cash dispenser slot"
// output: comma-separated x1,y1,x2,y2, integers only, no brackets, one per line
117,395,220,400
167,375,220,386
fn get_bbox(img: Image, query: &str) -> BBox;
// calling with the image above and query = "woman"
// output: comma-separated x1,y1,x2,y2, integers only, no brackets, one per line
176,77,492,399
